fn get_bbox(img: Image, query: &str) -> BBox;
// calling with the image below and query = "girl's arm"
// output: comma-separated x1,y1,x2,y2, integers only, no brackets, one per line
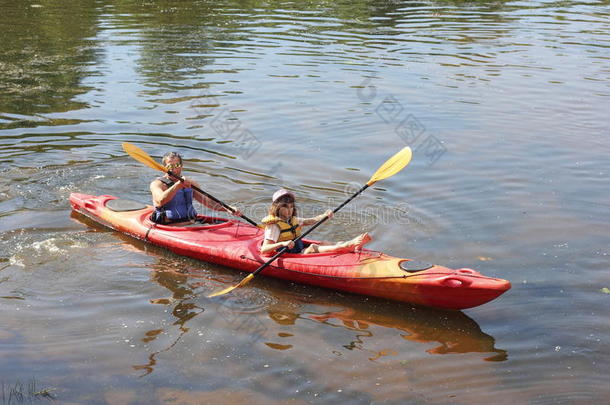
301,209,333,226
261,239,294,255
260,223,293,255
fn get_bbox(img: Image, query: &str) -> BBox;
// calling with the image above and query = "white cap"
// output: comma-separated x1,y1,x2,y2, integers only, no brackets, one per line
272,189,295,203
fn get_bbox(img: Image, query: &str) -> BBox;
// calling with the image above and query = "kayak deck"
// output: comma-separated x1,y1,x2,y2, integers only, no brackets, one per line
69,193,511,310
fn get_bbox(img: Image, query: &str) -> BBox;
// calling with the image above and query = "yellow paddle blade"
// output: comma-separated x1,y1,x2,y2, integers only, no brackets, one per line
122,142,166,172
208,273,255,298
367,146,412,186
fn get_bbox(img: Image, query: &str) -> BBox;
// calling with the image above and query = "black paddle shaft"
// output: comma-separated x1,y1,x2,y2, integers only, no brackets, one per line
167,170,258,227
251,183,370,277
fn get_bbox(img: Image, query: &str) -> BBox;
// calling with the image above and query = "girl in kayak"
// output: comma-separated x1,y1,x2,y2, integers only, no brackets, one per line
260,189,371,255
150,151,231,224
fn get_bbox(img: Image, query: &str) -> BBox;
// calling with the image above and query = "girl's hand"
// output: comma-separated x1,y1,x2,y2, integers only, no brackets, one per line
317,210,333,221
282,240,295,249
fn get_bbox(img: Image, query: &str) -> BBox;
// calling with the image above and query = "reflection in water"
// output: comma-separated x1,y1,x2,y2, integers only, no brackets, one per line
265,295,507,362
133,263,204,377
0,0,101,119
313,307,506,362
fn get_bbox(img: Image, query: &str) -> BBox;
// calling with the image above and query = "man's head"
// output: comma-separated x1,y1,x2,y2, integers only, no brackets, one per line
162,151,183,172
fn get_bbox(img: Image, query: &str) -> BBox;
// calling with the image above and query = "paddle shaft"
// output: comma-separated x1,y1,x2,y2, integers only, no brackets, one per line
166,170,258,227
250,183,370,278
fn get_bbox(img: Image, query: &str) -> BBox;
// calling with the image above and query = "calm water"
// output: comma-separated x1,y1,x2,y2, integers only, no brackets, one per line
1,0,609,403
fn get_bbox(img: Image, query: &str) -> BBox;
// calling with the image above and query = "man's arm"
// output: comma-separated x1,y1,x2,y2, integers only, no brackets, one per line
190,180,225,211
150,179,187,208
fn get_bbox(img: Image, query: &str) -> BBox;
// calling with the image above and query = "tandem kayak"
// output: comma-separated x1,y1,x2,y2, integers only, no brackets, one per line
69,193,511,310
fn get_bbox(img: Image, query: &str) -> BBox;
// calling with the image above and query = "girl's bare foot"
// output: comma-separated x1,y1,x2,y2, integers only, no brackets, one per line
352,232,372,250
336,233,372,252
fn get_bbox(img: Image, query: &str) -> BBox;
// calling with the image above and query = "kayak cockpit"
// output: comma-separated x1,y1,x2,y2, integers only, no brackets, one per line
101,196,237,230
143,215,233,231
106,198,148,212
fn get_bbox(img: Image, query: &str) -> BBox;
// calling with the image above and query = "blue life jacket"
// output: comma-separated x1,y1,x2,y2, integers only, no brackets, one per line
151,177,198,223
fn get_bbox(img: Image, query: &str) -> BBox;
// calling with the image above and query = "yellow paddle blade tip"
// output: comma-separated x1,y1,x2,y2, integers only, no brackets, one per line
207,273,255,298
367,146,412,186
122,142,166,172
121,142,136,154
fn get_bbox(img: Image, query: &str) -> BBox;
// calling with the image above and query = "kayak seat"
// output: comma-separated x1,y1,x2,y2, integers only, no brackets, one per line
106,198,148,212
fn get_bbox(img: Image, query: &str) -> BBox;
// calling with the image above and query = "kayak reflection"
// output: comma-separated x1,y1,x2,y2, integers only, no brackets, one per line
263,293,507,362
133,267,205,377
146,261,507,365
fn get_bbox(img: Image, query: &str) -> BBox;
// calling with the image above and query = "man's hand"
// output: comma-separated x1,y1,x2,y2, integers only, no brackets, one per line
179,176,192,189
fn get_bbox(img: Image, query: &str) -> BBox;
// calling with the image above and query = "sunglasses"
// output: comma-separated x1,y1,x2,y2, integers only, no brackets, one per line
165,163,182,170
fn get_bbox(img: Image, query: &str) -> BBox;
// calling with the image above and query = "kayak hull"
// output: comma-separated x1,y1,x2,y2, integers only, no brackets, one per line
69,193,511,310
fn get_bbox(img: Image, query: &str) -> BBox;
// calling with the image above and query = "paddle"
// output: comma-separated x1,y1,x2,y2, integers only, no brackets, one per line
208,146,413,298
122,142,259,227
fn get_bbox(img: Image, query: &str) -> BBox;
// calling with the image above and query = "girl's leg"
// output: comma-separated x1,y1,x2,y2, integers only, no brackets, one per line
304,233,371,254
303,243,320,254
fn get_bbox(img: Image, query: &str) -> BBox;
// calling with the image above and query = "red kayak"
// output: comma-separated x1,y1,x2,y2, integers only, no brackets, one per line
69,193,510,310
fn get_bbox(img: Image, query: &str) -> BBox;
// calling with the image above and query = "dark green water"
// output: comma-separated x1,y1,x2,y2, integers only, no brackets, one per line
1,0,608,404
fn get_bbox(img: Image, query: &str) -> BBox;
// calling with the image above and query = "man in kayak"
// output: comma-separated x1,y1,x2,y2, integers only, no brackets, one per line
260,189,371,255
149,151,231,224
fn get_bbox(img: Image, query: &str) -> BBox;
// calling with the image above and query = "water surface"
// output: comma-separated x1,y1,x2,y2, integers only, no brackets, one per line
1,0,609,403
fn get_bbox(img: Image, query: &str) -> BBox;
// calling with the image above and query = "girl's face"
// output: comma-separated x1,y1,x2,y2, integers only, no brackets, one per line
275,196,295,219
278,201,294,219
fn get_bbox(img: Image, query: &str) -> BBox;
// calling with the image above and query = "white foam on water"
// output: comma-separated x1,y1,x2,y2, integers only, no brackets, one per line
32,238,63,254
8,255,24,267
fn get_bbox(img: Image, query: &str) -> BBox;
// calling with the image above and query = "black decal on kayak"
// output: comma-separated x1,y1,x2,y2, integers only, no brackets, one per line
399,260,434,273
